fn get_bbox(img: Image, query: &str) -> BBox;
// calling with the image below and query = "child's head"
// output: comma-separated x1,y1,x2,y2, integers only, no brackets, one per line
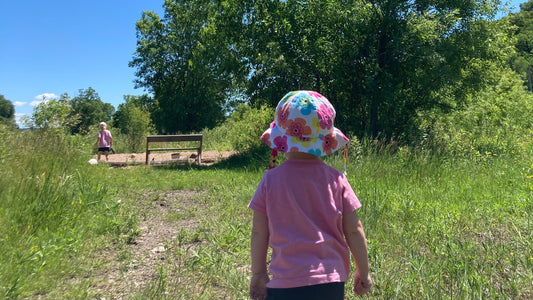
99,122,107,129
261,91,348,165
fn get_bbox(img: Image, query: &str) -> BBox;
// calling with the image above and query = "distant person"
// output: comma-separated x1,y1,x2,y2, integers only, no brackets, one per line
248,91,372,300
96,122,113,161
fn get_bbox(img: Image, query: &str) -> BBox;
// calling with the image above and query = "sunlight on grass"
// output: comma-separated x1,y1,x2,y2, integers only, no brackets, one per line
1,129,531,299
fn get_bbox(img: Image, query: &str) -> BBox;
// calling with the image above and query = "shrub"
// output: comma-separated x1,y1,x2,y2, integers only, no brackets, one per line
417,67,533,157
203,104,274,152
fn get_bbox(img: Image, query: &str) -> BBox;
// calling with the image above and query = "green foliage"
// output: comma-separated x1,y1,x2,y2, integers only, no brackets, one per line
130,1,245,134
68,87,115,135
203,104,274,152
507,0,533,90
130,0,511,141
0,94,16,129
0,130,132,298
417,65,533,157
113,95,155,152
238,0,507,139
29,94,74,130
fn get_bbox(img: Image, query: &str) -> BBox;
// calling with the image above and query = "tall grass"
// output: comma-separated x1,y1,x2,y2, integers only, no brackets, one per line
103,147,532,299
0,129,134,299
345,149,533,299
1,127,532,299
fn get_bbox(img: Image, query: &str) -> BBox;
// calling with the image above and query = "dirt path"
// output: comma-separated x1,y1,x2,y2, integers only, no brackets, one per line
92,150,239,166
90,189,209,299
87,151,240,298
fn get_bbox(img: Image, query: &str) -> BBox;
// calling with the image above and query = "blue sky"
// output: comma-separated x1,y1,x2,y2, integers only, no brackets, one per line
0,0,528,126
0,0,165,125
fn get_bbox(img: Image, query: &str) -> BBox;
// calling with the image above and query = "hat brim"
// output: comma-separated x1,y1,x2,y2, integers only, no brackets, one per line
261,124,349,156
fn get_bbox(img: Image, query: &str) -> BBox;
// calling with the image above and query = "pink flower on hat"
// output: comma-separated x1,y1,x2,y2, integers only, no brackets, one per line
273,135,289,152
277,104,291,129
261,131,272,147
317,104,334,130
321,134,339,155
286,118,312,139
308,91,324,99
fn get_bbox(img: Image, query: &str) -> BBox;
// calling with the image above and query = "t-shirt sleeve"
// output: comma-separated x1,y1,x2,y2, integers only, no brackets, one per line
248,174,267,215
341,174,361,213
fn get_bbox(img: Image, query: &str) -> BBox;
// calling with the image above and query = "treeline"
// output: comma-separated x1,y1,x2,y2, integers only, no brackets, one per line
130,0,533,142
0,88,154,153
2,0,533,156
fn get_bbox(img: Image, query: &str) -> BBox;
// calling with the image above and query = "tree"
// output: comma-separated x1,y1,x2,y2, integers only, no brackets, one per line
130,0,247,134
30,93,73,129
67,87,115,134
0,94,16,129
113,95,155,152
130,0,508,141
242,0,506,139
507,0,533,91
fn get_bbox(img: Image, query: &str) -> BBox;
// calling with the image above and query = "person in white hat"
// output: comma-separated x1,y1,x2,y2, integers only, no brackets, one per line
96,122,113,161
248,91,371,300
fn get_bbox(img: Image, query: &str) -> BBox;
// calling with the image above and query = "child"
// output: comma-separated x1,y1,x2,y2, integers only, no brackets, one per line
248,91,372,300
96,122,113,161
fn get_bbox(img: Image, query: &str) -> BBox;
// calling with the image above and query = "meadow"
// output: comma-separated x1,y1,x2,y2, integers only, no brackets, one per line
0,128,532,299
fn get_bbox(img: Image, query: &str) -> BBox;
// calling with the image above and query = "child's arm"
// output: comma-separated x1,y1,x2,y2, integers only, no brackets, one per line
250,211,270,300
343,210,372,296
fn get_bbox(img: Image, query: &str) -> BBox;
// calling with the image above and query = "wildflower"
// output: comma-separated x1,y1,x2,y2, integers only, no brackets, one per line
501,171,505,175
410,208,414,211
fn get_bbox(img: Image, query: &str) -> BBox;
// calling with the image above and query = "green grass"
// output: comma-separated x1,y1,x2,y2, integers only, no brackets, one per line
0,129,532,299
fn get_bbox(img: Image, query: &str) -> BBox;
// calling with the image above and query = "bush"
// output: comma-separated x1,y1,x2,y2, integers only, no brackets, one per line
0,129,135,297
416,67,533,157
113,100,155,153
203,104,274,152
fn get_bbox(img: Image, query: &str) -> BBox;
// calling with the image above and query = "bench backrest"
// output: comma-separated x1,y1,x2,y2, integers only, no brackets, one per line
146,134,203,144
145,134,203,165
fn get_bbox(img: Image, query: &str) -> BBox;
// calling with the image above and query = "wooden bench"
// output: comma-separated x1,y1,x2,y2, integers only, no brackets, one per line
145,134,203,165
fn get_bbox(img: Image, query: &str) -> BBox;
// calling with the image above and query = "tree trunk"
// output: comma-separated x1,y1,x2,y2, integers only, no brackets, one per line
370,93,379,138
370,28,389,138
527,67,533,93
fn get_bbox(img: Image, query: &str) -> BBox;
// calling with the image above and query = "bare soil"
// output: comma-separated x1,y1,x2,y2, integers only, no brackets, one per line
90,189,209,299
86,151,241,299
93,150,239,167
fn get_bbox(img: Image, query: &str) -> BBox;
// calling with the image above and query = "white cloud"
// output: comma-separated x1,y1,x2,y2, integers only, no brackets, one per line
30,93,58,107
35,93,58,101
15,113,31,127
14,101,27,106
31,100,47,106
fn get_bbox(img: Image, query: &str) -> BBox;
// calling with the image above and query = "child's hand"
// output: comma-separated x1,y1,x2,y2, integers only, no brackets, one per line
353,272,372,296
249,273,269,300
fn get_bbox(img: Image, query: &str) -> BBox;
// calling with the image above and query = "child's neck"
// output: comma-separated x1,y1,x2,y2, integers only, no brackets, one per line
285,152,320,160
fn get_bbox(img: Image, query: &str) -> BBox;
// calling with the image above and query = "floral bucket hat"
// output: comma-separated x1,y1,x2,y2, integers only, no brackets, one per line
261,91,349,168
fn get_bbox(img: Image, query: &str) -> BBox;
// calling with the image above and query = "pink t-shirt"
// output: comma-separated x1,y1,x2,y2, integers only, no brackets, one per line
248,159,361,288
98,130,112,147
